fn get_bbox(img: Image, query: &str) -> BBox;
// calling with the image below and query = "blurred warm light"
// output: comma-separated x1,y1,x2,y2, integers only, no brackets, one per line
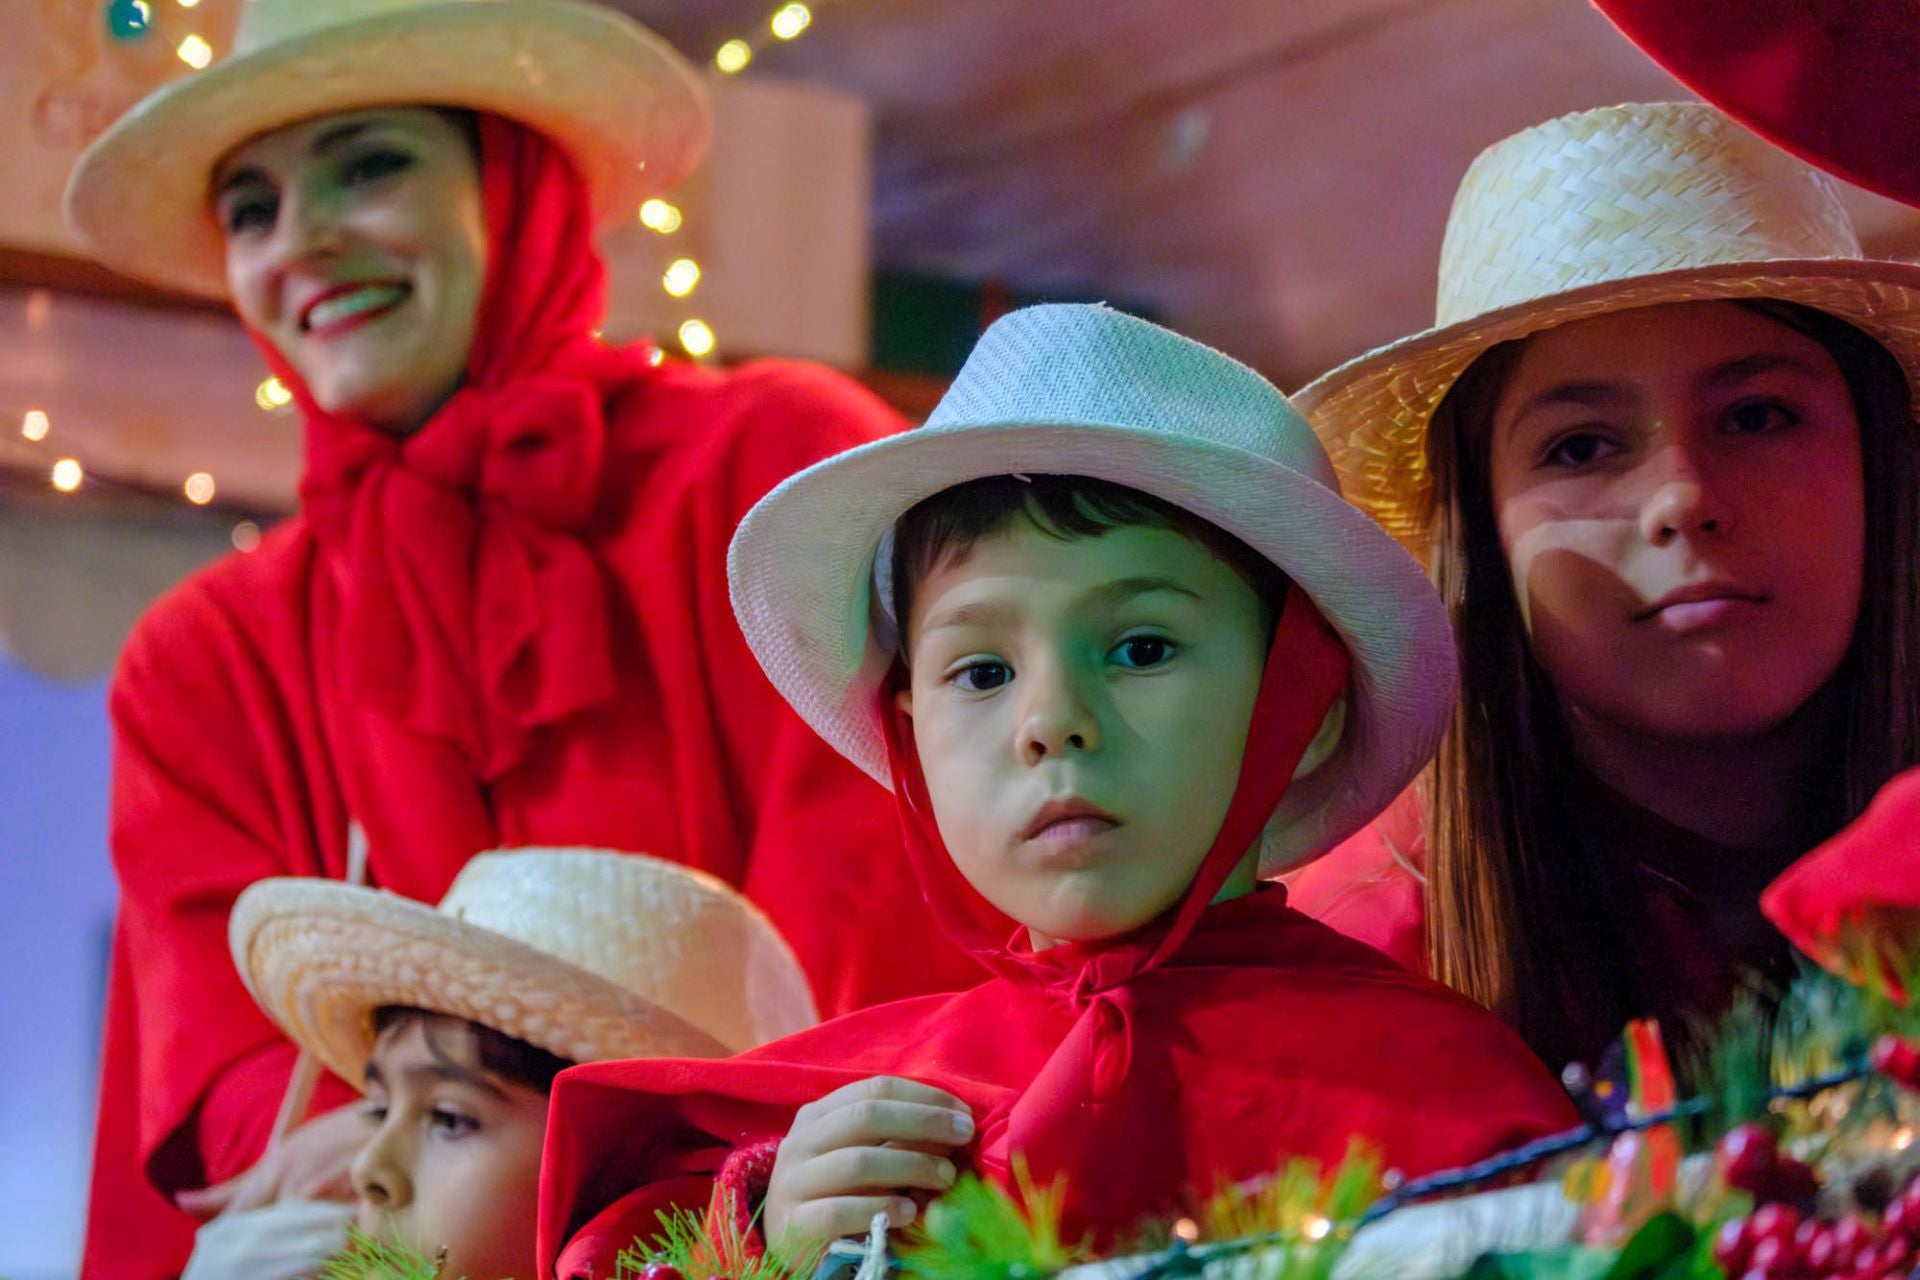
184,472,216,505
177,0,201,7
1304,1216,1333,1242
255,376,293,412
678,319,716,358
715,39,752,74
771,3,812,40
22,410,50,442
662,258,702,298
638,199,683,234
231,520,262,552
177,34,214,69
647,346,666,366
51,458,83,493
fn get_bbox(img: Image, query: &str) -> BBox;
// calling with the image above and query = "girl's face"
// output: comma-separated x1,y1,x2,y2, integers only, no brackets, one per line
214,107,486,434
1488,300,1865,743
350,1015,550,1280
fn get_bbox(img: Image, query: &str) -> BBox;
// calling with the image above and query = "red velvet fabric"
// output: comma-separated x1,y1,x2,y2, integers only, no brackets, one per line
1592,0,1920,208
1763,764,1920,994
82,118,977,1279
538,593,1578,1277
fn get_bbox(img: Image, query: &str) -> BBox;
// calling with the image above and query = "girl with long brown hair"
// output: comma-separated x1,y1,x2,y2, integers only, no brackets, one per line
1286,102,1920,1072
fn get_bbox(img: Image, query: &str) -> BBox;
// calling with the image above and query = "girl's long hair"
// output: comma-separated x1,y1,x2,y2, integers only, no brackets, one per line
1424,300,1920,1069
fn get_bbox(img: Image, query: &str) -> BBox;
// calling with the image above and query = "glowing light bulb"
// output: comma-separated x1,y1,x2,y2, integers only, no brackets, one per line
51,458,83,493
678,319,716,358
638,199,683,234
770,3,812,40
231,520,262,552
715,39,752,74
255,376,293,412
662,258,702,298
184,472,216,505
1304,1216,1333,1242
176,0,201,7
177,34,213,69
22,409,50,442
647,346,666,367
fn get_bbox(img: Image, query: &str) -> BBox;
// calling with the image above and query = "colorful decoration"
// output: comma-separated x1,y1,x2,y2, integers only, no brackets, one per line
104,0,151,42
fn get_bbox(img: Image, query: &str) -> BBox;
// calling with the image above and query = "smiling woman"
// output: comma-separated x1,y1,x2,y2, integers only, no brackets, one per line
1287,102,1920,1073
59,1,981,1276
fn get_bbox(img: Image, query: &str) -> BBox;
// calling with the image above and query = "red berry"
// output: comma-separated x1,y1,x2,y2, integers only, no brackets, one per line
1770,1156,1821,1206
1751,1201,1802,1243
1722,1123,1783,1195
1804,1227,1841,1273
1717,1217,1757,1272
1834,1214,1872,1259
1871,1035,1920,1090
640,1264,686,1280
1751,1235,1795,1273
1852,1241,1883,1276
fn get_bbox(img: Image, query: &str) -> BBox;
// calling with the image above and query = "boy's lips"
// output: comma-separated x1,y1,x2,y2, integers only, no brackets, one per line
1021,797,1121,843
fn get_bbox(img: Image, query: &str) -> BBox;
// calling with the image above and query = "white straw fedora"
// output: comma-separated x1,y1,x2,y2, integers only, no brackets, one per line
728,303,1458,875
1295,102,1920,559
64,0,709,298
230,849,818,1088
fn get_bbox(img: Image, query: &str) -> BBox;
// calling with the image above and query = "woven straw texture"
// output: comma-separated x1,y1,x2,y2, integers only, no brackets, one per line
231,848,817,1088
728,303,1458,877
1294,102,1920,559
65,0,708,297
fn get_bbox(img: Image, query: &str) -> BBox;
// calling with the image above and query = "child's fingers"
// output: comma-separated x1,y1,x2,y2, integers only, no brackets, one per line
782,1193,921,1245
787,1146,958,1202
799,1076,970,1123
800,1097,973,1156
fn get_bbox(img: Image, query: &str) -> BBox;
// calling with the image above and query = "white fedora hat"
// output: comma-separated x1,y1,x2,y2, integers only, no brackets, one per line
230,848,818,1087
65,0,709,298
1295,101,1920,559
727,303,1458,875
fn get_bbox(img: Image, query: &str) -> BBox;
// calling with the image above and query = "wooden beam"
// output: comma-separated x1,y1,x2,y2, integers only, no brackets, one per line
0,247,228,315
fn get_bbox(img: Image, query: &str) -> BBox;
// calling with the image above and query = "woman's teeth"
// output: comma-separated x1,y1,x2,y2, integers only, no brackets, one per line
306,284,408,331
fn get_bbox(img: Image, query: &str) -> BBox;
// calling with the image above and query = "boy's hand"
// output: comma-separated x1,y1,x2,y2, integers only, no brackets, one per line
764,1076,974,1250
175,1103,365,1219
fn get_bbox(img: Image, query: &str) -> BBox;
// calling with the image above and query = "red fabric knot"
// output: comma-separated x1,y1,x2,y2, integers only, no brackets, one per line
280,116,648,780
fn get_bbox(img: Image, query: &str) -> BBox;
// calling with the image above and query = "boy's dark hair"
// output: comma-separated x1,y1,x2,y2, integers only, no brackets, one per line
372,1005,574,1094
889,474,1291,659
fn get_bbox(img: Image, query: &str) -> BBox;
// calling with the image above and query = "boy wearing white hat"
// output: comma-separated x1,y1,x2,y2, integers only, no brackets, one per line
189,849,815,1280
537,305,1578,1276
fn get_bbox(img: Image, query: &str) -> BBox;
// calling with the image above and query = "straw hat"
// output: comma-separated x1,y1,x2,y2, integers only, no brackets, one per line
64,0,709,298
230,848,818,1087
728,303,1458,875
1295,102,1920,559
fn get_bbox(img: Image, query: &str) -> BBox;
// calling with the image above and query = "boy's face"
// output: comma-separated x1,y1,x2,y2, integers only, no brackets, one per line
898,517,1270,947
350,1015,551,1279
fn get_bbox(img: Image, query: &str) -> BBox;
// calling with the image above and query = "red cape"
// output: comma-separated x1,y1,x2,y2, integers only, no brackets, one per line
1763,764,1920,994
83,119,979,1278
538,594,1577,1274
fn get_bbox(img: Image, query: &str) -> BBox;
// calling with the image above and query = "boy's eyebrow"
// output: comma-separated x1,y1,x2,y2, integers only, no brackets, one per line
917,599,1019,635
1084,576,1204,607
403,1061,511,1099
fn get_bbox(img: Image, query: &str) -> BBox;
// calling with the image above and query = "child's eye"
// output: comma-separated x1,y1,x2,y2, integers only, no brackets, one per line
343,149,413,187
1722,399,1799,435
1538,430,1621,470
221,193,278,236
1111,634,1176,669
950,660,1012,693
428,1107,479,1137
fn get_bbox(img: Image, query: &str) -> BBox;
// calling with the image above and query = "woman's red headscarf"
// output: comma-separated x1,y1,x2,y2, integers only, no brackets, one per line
265,114,651,780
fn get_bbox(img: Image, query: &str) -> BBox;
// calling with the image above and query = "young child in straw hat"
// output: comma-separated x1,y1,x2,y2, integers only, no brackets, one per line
535,304,1580,1277
185,848,816,1280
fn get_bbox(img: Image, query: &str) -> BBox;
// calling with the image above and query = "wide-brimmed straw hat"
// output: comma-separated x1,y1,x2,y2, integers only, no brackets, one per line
728,303,1458,875
64,0,709,298
230,848,818,1088
1295,101,1920,559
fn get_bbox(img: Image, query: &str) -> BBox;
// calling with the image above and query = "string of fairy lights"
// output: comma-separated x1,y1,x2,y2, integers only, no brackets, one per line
17,0,832,534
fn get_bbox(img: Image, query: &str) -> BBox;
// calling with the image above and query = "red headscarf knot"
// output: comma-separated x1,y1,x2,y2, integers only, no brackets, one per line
284,115,653,780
